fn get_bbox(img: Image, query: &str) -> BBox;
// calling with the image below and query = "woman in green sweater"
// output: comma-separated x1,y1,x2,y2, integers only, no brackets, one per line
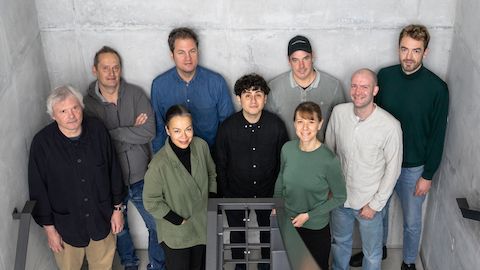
274,101,346,269
143,105,217,270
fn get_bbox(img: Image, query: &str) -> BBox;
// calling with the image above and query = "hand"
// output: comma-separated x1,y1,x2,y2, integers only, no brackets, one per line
291,213,309,228
415,177,432,196
271,209,276,216
44,225,64,253
111,210,124,234
359,204,377,220
181,219,186,225
134,113,148,126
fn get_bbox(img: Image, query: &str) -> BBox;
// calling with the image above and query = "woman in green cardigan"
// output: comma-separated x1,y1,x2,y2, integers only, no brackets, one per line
143,104,217,270
274,101,346,270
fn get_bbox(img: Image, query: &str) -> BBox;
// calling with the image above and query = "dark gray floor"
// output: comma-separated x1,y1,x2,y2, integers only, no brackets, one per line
111,248,424,270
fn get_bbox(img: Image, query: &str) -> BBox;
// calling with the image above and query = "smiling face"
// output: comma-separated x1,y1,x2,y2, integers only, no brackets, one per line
294,111,322,144
350,71,379,110
166,115,194,149
171,38,199,80
52,95,83,137
399,36,428,74
92,52,121,91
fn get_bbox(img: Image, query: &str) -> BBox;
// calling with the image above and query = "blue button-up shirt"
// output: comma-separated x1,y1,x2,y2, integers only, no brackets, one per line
151,66,234,152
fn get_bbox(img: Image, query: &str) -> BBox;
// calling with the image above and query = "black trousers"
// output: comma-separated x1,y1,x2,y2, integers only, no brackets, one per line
160,242,206,270
296,224,331,270
225,209,271,260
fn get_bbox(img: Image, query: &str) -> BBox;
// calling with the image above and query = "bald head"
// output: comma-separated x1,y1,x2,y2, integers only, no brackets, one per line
350,68,379,114
351,68,377,86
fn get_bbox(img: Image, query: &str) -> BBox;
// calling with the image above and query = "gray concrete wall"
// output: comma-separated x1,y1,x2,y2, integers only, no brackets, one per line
34,0,455,96
32,0,457,251
421,1,480,269
0,0,55,269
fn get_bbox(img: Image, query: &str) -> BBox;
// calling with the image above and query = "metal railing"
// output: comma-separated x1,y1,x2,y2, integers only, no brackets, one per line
12,200,36,270
206,198,320,270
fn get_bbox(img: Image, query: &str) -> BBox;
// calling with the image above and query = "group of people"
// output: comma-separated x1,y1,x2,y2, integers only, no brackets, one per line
27,23,448,270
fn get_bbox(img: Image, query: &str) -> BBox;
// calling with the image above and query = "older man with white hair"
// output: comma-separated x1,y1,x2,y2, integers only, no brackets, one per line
28,85,126,269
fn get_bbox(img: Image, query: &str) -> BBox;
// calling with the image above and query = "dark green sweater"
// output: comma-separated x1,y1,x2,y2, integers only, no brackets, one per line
375,65,449,180
274,141,346,230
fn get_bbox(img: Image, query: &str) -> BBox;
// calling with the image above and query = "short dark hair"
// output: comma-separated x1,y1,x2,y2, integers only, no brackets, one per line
94,46,122,68
168,27,199,52
233,73,270,96
399,24,430,49
294,101,323,122
165,104,192,126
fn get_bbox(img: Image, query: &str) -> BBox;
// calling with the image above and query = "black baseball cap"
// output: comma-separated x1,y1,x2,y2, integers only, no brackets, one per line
288,35,312,56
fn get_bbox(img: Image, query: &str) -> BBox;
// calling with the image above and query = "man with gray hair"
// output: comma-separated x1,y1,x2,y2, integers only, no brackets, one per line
28,85,126,269
267,35,346,141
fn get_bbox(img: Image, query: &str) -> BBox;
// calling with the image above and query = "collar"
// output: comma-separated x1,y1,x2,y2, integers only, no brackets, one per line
94,81,108,102
288,68,320,90
94,79,124,103
173,66,202,84
400,64,425,80
352,103,378,123
239,111,265,130
53,117,90,145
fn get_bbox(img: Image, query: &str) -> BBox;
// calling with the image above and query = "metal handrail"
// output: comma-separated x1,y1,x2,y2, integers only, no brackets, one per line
206,198,320,270
12,200,36,270
457,198,480,221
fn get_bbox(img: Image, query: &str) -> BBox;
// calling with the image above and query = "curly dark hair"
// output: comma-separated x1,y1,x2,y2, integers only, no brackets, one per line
233,73,270,96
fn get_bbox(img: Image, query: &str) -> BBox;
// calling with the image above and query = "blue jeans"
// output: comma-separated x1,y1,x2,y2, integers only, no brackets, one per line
117,180,166,270
393,166,426,264
382,197,391,246
331,206,383,270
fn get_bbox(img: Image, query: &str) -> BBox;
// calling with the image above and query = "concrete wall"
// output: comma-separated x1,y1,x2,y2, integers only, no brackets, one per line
421,1,480,269
34,0,455,95
0,0,55,269
32,0,457,251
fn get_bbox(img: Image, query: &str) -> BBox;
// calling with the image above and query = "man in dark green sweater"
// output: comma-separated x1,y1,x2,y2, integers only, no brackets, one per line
349,24,449,270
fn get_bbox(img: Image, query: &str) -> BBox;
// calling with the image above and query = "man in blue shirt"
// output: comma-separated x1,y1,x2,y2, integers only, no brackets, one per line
151,27,234,152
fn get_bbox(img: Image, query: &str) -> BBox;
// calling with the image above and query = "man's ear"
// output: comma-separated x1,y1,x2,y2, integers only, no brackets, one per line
235,95,241,106
423,48,429,59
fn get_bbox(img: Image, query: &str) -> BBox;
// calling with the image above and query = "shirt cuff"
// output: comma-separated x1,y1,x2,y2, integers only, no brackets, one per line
163,210,184,225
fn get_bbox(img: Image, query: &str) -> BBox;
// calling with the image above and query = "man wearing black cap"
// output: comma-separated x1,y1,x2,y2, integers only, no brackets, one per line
267,35,346,140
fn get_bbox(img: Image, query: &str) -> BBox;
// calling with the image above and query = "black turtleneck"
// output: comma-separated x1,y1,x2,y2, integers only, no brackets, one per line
163,138,192,225
169,137,191,174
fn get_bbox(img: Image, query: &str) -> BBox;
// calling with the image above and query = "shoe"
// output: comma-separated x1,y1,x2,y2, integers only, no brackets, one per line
258,263,270,270
235,264,246,270
349,251,364,267
349,246,388,267
401,262,416,270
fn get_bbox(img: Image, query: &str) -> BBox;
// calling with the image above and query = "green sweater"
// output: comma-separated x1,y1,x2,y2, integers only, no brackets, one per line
274,140,346,230
143,137,217,249
376,65,449,180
